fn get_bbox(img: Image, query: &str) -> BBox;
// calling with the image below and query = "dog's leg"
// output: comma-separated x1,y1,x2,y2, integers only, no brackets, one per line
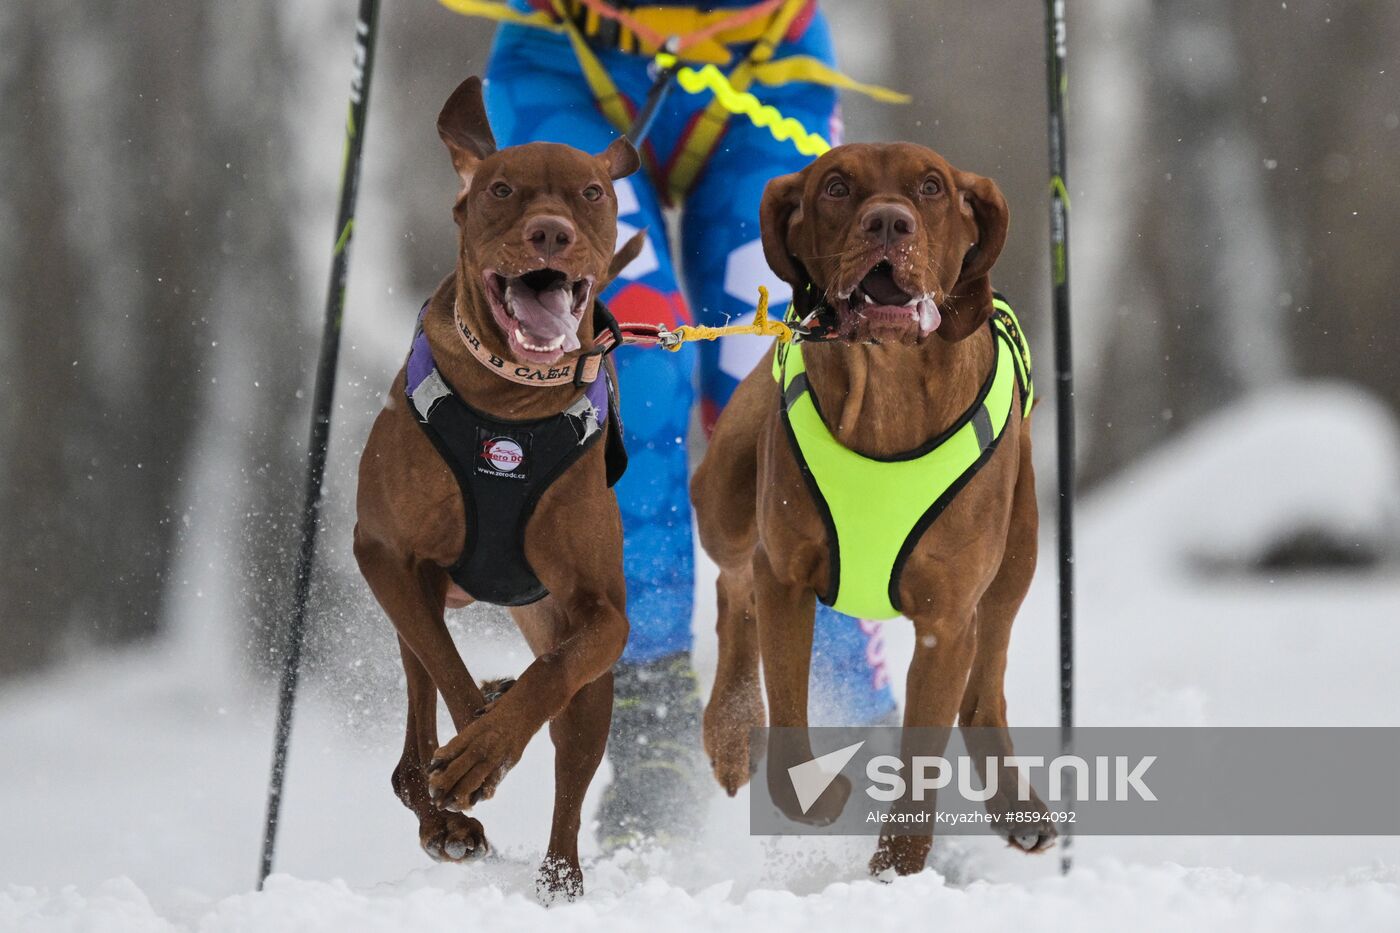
870,605,978,877
752,545,846,823
355,535,488,730
426,588,627,819
538,670,612,901
494,598,616,902
703,564,766,795
392,636,490,862
958,431,1056,854
754,546,814,729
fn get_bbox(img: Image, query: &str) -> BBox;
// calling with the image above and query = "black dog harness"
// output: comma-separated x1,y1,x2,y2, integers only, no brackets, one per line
404,303,627,606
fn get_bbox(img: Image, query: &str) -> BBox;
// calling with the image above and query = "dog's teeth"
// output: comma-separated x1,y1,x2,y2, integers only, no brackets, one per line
515,326,566,353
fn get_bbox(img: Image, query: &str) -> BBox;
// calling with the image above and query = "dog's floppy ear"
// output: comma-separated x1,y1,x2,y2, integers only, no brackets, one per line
438,76,497,197
939,170,1010,342
759,171,807,289
604,228,647,288
597,136,640,181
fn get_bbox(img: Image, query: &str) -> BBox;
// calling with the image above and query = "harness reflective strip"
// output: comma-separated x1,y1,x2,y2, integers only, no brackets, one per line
411,370,452,420
992,297,1034,415
775,317,1030,620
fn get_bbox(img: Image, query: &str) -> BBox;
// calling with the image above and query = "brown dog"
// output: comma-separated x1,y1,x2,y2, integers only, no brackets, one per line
353,77,644,899
691,142,1055,876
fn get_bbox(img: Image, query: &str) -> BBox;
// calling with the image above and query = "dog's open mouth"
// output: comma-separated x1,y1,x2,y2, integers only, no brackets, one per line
835,261,941,343
483,267,594,364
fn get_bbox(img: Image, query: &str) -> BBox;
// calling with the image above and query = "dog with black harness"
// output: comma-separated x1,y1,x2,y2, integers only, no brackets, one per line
353,76,646,900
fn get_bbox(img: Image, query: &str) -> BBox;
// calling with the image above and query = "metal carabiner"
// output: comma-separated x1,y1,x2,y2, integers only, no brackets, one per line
655,326,684,351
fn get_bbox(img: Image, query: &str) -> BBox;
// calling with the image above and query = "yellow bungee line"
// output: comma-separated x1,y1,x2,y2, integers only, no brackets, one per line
653,52,832,157
660,286,793,350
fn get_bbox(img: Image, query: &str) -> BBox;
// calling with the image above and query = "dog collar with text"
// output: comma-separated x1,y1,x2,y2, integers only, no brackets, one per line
453,297,623,389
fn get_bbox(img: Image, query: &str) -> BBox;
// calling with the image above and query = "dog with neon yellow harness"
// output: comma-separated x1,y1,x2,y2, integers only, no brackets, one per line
691,141,1056,876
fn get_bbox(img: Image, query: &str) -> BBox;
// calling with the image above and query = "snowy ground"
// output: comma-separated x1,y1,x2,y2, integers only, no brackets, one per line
4,382,1400,932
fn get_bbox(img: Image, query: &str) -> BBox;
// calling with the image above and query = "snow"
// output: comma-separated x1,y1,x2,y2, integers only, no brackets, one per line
9,864,1400,933
3,382,1399,931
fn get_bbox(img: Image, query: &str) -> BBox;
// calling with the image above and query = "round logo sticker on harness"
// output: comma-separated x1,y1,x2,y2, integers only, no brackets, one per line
477,430,531,480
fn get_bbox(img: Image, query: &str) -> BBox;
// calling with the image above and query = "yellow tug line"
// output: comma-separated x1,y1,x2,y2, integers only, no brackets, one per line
663,285,793,350
654,53,832,157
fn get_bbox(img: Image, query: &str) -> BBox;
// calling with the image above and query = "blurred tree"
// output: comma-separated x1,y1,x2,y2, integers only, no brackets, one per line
0,2,216,671
197,2,308,668
1082,0,1293,481
1,5,90,673
1237,1,1400,416
0,2,304,678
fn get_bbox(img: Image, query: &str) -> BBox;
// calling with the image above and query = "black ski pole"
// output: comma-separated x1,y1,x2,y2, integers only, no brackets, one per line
258,0,381,890
1043,0,1076,876
627,43,681,147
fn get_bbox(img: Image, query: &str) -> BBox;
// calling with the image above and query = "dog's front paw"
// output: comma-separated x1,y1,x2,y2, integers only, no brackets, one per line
419,809,490,862
1007,826,1057,853
703,678,765,796
869,834,932,878
427,711,527,812
997,809,1058,854
985,787,1058,854
535,854,583,904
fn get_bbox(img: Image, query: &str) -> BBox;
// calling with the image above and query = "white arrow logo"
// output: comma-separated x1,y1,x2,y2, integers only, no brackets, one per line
787,741,865,814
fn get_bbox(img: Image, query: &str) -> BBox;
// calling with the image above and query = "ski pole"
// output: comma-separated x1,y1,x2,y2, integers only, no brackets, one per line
1043,0,1076,876
258,0,381,890
628,45,680,147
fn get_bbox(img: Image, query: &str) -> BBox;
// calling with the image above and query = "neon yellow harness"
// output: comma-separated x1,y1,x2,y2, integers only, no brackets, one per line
773,298,1033,620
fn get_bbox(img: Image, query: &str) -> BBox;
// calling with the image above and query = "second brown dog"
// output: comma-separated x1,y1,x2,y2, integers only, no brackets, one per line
692,142,1056,876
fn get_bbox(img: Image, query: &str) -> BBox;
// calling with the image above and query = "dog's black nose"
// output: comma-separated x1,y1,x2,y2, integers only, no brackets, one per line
524,214,575,260
860,203,916,248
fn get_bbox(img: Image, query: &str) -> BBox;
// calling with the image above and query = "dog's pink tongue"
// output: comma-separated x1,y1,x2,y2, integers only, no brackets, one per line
506,282,581,352
917,298,942,336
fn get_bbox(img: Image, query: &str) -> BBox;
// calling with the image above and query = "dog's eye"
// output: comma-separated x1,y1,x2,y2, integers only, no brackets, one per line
490,182,513,199
825,177,850,198
920,177,943,197
582,184,604,202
